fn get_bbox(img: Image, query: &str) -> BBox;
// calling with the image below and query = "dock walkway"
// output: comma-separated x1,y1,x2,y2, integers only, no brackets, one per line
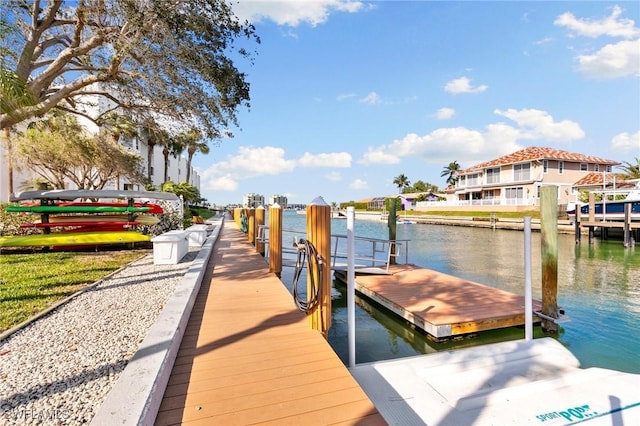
335,264,541,340
154,221,384,425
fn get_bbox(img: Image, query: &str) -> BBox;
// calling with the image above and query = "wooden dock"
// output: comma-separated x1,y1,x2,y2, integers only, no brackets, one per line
154,222,384,425
335,264,541,340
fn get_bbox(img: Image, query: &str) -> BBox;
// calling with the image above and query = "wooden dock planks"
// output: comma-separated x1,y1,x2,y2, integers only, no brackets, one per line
336,264,541,339
155,222,384,426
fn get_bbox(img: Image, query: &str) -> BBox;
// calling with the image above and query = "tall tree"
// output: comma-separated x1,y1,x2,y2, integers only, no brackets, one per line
618,157,640,179
392,174,411,193
0,0,259,137
440,161,461,186
13,112,144,189
181,129,209,184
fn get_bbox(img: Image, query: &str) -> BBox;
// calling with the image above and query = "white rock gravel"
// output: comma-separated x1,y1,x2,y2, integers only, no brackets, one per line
0,249,199,425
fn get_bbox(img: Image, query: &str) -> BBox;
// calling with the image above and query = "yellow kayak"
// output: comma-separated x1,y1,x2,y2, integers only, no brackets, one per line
0,231,151,247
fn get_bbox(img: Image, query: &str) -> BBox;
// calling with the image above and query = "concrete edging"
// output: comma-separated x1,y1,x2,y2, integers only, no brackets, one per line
90,218,224,426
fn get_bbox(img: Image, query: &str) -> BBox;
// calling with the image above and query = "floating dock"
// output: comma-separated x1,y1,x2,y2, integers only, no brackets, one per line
350,337,640,425
335,264,541,340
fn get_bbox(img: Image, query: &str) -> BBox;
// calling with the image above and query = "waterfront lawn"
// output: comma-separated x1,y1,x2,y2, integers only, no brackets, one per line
0,250,146,333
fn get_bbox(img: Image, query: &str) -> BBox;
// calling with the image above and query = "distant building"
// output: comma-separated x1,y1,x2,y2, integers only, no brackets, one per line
446,146,619,206
269,194,288,208
243,193,264,208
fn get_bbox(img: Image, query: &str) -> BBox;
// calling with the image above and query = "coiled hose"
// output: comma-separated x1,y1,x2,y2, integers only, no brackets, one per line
292,238,324,314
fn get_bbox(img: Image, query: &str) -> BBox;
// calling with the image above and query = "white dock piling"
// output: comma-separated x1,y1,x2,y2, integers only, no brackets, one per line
347,206,356,368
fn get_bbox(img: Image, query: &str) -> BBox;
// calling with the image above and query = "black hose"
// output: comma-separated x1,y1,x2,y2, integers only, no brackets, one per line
292,238,323,314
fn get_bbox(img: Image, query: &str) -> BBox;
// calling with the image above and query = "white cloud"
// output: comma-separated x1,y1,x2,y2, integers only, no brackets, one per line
358,108,584,166
337,93,356,101
493,108,585,140
610,131,640,153
359,147,400,165
554,6,640,79
325,171,342,181
554,6,640,39
360,91,382,104
297,152,352,168
349,178,368,189
232,0,366,27
204,175,238,192
577,39,640,79
434,107,455,120
201,146,295,180
444,77,488,94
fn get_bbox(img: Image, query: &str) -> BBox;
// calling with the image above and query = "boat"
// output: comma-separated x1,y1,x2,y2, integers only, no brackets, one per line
0,231,151,248
567,181,640,222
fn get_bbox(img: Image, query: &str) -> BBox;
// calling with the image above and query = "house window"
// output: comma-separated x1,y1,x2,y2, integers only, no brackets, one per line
594,164,600,172
513,163,531,181
150,166,154,176
606,165,612,172
505,187,524,201
580,163,588,171
558,161,564,175
467,173,480,186
486,168,500,184
543,160,548,174
123,183,133,190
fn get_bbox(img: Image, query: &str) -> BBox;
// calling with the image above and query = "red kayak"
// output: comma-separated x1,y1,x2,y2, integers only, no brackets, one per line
21,221,139,228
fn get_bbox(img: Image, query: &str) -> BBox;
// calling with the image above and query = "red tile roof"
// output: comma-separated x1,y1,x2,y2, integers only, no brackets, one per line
573,172,635,187
460,147,619,175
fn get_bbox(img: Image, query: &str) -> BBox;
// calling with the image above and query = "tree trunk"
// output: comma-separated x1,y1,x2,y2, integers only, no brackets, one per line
186,152,194,184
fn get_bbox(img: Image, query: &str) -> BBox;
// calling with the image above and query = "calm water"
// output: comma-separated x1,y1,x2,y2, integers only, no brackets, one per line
277,211,640,374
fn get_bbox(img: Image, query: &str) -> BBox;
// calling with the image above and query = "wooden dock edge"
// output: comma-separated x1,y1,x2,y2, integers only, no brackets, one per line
91,220,223,426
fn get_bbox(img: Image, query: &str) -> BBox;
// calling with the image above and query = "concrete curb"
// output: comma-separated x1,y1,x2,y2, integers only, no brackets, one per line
90,218,224,426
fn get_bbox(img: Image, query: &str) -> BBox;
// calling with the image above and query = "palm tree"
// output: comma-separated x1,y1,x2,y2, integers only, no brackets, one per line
1,68,36,197
181,129,208,184
440,161,461,186
97,111,138,189
392,174,411,193
617,157,640,180
141,118,166,184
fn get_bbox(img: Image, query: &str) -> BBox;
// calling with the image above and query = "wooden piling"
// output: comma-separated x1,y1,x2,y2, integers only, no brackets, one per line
540,186,558,333
387,198,397,265
306,197,332,338
255,205,265,256
247,208,255,244
624,203,632,248
268,204,282,278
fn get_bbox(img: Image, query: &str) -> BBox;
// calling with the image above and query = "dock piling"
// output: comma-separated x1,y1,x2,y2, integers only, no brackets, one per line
255,205,265,255
268,204,282,278
306,197,332,338
540,186,559,333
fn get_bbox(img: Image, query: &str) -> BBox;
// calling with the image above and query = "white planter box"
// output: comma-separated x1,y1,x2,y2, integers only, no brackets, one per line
151,230,189,264
186,224,209,247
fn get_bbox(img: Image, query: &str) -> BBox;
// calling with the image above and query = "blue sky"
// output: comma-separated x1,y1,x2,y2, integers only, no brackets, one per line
193,1,640,207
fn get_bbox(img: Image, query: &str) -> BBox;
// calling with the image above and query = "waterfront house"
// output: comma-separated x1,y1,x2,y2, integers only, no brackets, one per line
428,147,620,211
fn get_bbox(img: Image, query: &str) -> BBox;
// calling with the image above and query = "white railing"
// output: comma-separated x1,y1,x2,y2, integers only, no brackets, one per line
257,225,409,272
416,198,538,208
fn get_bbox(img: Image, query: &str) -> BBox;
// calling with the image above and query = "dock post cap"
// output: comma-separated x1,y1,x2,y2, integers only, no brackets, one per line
271,203,281,208
257,205,265,210
309,196,328,206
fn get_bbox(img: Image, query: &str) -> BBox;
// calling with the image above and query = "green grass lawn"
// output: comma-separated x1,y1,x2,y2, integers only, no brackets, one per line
0,250,147,333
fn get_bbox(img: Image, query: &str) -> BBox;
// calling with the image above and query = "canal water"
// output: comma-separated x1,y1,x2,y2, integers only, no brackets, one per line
277,211,640,374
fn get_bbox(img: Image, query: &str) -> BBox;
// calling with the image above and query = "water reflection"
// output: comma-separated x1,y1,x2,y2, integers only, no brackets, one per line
280,212,640,373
